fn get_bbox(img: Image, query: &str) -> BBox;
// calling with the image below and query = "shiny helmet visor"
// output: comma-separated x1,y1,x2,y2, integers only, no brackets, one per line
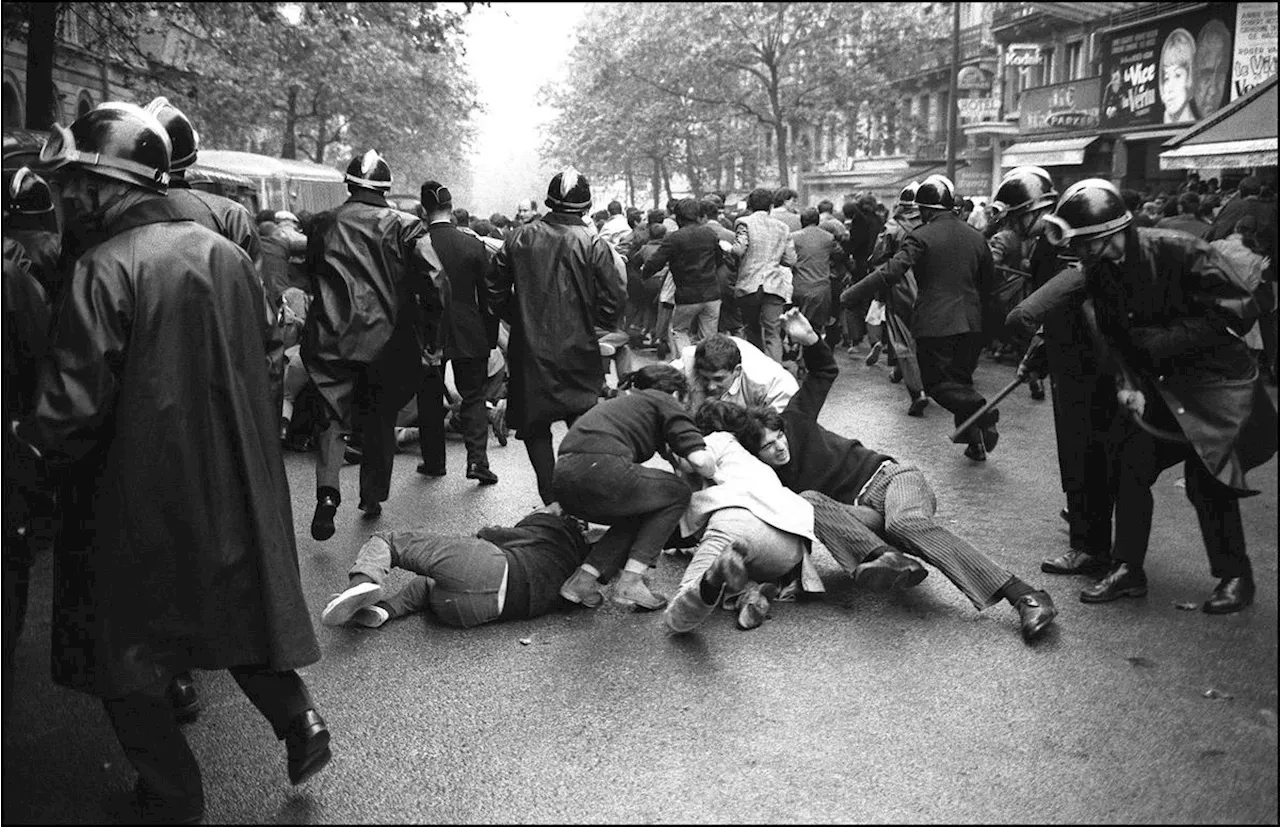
38,119,170,193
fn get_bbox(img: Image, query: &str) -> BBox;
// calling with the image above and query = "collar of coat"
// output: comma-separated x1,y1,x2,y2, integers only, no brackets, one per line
105,192,206,237
542,211,587,227
346,189,389,208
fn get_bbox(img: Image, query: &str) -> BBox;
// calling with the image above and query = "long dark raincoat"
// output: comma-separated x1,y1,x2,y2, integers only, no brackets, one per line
487,212,624,431
18,197,319,698
1089,228,1277,495
301,192,442,422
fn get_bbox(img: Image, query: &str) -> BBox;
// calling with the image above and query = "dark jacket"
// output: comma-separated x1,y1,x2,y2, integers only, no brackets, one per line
641,222,721,305
17,197,319,697
302,191,443,417
3,238,51,539
1209,195,1277,251
428,220,497,361
1089,228,1276,494
775,338,893,502
846,210,993,338
488,212,625,428
557,387,705,462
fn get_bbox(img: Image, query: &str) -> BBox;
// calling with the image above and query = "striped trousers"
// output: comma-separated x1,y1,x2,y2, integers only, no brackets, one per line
803,462,1011,610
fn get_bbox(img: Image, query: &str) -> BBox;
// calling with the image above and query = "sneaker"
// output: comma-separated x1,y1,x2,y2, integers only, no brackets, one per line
864,341,883,366
352,604,390,628
736,585,771,630
321,581,383,626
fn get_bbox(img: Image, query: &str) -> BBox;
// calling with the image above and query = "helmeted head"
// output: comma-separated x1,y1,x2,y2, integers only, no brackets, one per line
143,96,199,171
4,166,55,218
344,149,393,191
914,174,956,214
1041,178,1132,266
895,181,920,219
545,167,592,213
989,165,1058,231
39,101,172,194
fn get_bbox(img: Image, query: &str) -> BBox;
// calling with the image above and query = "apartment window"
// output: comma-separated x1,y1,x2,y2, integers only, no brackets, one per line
57,8,82,46
1065,40,1084,80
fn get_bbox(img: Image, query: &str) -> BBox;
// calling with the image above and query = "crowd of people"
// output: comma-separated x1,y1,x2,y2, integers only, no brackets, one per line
2,95,1276,823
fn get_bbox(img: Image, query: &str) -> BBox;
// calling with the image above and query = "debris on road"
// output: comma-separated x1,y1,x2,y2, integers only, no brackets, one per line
1202,688,1234,700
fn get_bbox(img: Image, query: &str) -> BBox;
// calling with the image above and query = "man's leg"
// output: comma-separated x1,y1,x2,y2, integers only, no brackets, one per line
917,333,993,455
522,421,558,505
452,357,494,475
417,364,448,475
737,289,764,352
759,292,786,363
694,299,722,345
102,678,205,821
874,467,1018,611
358,364,419,510
668,303,699,358
227,666,329,786
1184,454,1254,615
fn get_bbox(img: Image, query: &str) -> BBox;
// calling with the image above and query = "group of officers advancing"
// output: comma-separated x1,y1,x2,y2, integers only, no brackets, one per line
2,95,1274,824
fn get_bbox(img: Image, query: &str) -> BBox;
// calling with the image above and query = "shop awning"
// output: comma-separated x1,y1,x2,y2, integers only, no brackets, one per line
1159,76,1278,170
1001,136,1098,167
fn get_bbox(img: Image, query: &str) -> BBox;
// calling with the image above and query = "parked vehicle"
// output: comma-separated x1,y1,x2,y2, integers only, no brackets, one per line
189,149,347,216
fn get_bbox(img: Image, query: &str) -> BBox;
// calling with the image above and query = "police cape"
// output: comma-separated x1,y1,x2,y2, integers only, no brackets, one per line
19,197,319,698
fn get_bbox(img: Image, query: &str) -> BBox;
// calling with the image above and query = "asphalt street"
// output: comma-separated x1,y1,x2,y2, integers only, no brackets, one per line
3,345,1276,824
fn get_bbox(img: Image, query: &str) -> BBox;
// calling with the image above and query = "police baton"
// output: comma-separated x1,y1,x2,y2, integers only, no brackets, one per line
949,375,1025,444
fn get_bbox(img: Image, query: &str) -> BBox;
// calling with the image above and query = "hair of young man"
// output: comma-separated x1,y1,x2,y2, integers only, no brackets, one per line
1177,191,1200,215
626,206,643,227
747,188,774,213
817,199,834,214
774,187,798,207
841,200,859,219
693,399,755,440
699,199,721,219
800,207,820,227
647,223,667,241
647,208,667,227
619,363,689,398
693,334,743,373
452,207,470,226
734,405,785,454
608,200,623,215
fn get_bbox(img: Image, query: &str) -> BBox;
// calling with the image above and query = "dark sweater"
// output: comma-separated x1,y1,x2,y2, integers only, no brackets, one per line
557,388,705,461
485,513,587,621
774,339,894,503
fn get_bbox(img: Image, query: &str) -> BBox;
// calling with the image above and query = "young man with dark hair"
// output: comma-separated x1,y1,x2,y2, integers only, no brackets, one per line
771,187,802,231
642,197,723,356
671,332,797,414
733,188,797,363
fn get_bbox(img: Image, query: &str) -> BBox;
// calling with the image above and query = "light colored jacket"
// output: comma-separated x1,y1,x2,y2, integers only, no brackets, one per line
732,210,797,301
670,335,798,413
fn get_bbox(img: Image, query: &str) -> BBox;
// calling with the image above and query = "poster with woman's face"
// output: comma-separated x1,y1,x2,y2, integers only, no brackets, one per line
1100,5,1237,129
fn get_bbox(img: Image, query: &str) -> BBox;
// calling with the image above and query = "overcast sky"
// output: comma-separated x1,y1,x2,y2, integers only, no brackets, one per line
462,2,587,218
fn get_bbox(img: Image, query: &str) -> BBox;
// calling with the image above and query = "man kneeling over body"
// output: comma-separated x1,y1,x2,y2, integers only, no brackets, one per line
321,511,589,629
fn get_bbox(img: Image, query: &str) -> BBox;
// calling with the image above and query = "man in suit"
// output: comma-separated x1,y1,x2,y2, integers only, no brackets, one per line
415,181,499,485
641,197,723,356
842,175,998,461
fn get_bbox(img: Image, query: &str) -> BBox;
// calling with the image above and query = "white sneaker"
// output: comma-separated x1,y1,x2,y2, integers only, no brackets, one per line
351,605,390,628
321,581,383,626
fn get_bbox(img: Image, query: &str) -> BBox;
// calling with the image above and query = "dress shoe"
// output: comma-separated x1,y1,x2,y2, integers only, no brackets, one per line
907,392,929,417
321,581,383,626
1041,548,1113,576
167,672,201,724
888,366,904,383
864,341,883,366
310,493,339,541
982,424,999,453
1029,378,1045,400
1014,590,1057,641
663,587,717,633
612,572,667,611
1202,574,1255,615
466,462,499,485
707,549,749,596
285,709,332,785
116,780,204,825
1080,563,1148,603
853,550,928,592
559,567,604,608
342,442,363,465
963,437,987,461
416,462,446,477
357,500,382,518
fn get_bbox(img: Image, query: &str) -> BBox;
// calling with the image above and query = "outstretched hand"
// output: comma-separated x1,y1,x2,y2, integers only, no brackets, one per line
780,307,820,346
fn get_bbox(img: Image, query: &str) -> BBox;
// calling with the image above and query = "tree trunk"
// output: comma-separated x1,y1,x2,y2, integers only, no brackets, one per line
281,86,299,159
650,155,662,209
773,121,789,188
24,2,60,130
624,159,635,207
660,159,673,203
683,134,702,198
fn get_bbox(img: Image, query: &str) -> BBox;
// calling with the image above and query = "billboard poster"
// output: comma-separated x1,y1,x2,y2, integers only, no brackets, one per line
1100,4,1238,129
1231,2,1278,99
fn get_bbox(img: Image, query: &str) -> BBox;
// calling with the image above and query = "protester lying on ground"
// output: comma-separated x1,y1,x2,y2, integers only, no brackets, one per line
662,401,827,634
725,307,1059,643
321,511,591,630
